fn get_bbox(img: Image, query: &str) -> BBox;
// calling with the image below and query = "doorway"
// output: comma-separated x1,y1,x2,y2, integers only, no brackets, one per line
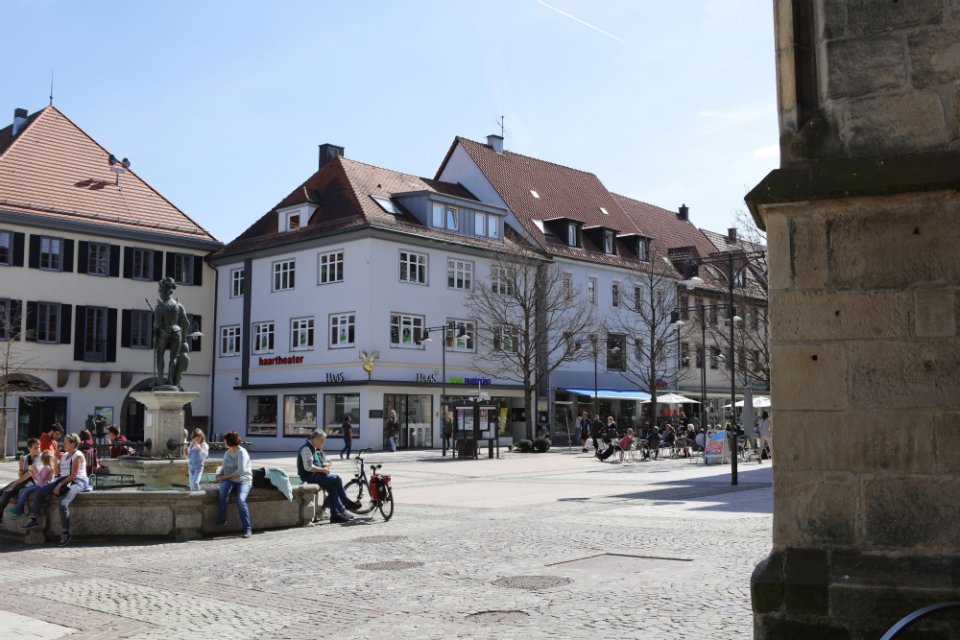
17,396,67,450
383,394,433,449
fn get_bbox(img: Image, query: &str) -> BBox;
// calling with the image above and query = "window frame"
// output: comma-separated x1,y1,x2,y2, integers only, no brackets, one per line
611,282,620,308
491,266,514,296
230,268,245,298
587,278,597,306
221,324,241,357
39,237,63,272
87,242,110,276
290,316,315,351
83,306,108,362
252,321,275,355
0,231,12,266
399,250,427,285
606,333,626,371
318,250,344,285
35,302,61,343
272,258,296,292
131,248,154,281
390,313,425,349
445,319,475,353
129,309,153,349
447,259,473,290
172,253,194,285
493,324,519,353
329,312,356,348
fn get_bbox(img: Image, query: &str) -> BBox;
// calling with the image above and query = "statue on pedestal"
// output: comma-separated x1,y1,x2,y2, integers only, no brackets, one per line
153,277,191,389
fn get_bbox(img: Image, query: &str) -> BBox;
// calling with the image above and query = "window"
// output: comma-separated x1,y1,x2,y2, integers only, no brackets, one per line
473,212,486,237
39,237,62,271
753,349,762,373
247,396,278,436
129,310,152,349
695,344,704,369
709,305,718,326
230,268,244,297
734,269,747,287
612,283,620,308
567,223,580,247
0,232,11,265
324,393,360,435
634,286,643,311
587,278,597,305
399,251,427,284
680,295,689,321
371,196,402,215
607,334,626,371
603,230,616,254
637,238,649,261
36,302,60,343
87,242,109,276
0,299,16,340
273,259,295,291
445,319,475,352
493,325,519,352
751,307,760,331
284,211,301,231
390,313,424,348
291,317,314,351
445,206,458,231
491,266,513,296
562,273,573,300
84,307,108,362
284,394,317,438
221,325,241,356
487,216,498,238
680,341,690,368
726,348,733,370
318,250,344,284
530,190,540,199
329,313,355,348
710,347,720,369
447,259,473,290
432,203,444,228
172,253,194,285
253,322,274,354
131,248,154,281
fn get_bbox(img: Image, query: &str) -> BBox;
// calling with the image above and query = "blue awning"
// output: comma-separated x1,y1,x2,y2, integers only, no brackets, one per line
561,388,651,401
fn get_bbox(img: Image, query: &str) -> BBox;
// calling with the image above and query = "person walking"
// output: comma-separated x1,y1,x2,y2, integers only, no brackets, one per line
758,410,773,460
578,411,591,453
215,431,253,538
385,410,399,453
340,415,354,459
590,415,604,453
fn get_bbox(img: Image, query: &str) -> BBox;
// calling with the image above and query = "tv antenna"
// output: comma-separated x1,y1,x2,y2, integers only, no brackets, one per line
49,69,54,106
496,114,505,139
108,154,131,189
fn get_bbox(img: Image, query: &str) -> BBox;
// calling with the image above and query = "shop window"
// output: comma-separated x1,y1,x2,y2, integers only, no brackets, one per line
284,394,317,437
247,396,278,436
324,393,360,437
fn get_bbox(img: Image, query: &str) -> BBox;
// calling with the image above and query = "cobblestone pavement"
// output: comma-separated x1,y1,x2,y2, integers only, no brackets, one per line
0,448,772,639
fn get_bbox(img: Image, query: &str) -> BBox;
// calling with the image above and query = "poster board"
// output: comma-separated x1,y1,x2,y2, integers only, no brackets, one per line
704,428,730,465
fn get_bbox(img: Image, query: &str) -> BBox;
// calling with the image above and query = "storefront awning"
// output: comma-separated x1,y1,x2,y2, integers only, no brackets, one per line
561,388,651,401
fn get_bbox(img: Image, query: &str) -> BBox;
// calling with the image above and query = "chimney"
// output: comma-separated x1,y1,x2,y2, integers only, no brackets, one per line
727,227,738,243
487,134,504,154
12,108,28,138
318,143,344,169
677,203,689,221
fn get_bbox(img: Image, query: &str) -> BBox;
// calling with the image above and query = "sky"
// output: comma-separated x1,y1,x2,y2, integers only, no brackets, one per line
1,1,779,244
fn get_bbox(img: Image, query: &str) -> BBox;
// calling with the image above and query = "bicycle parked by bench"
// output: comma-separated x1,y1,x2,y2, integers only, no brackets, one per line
344,448,394,521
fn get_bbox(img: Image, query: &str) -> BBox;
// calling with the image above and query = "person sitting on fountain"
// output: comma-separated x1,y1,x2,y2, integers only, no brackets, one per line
153,276,191,388
297,430,360,523
106,425,131,458
40,424,62,454
0,438,41,522
215,431,253,539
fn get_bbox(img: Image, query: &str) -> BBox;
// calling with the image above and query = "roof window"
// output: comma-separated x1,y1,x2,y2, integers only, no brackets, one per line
600,207,609,215
530,190,540,199
371,195,402,215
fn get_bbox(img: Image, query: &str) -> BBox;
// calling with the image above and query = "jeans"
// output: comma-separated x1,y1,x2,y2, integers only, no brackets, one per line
0,480,28,517
188,461,204,491
340,441,352,459
387,436,397,453
14,483,42,513
304,472,349,515
29,480,85,533
218,480,252,532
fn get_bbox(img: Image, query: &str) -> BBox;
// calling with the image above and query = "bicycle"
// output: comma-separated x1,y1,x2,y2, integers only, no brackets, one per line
344,448,394,521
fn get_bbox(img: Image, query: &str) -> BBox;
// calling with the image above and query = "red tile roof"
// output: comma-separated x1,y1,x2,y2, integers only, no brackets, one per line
0,106,217,243
438,137,718,272
217,156,538,260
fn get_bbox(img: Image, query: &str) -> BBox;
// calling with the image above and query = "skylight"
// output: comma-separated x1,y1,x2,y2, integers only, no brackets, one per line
532,219,545,233
371,195,402,215
530,190,540,199
600,207,609,215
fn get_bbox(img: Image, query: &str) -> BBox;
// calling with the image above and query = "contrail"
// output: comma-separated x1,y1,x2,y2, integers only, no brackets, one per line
537,0,625,44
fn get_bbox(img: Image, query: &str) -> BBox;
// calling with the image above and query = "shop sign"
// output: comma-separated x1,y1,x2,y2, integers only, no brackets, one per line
447,377,492,385
416,372,438,383
326,372,345,383
258,355,305,366
369,409,384,419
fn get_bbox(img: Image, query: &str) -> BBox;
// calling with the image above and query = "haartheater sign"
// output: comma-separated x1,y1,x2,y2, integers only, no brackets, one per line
257,355,305,366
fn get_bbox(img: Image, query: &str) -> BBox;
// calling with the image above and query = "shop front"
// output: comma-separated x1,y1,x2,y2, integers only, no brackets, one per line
383,393,433,449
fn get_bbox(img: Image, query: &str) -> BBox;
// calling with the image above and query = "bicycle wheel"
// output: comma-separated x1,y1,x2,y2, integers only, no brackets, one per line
344,478,376,514
378,486,394,521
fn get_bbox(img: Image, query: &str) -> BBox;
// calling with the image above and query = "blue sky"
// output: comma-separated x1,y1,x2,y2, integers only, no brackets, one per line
2,1,778,243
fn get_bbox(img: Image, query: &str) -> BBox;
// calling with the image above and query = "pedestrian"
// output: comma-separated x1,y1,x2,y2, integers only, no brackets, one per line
297,430,361,523
340,415,354,459
442,412,453,453
578,411,591,453
77,429,100,477
106,425,131,458
21,433,91,547
215,431,252,538
187,428,209,491
758,410,773,460
385,410,399,453
590,415,604,452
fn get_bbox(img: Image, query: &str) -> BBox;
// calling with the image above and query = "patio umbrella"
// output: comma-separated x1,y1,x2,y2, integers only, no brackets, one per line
642,392,699,404
724,395,771,408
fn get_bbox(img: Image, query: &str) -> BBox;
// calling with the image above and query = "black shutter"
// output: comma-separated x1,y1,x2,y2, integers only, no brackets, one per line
192,255,203,286
25,301,37,342
121,309,131,347
61,239,74,273
60,304,71,344
152,250,163,281
74,306,86,361
106,308,118,362
9,300,22,340
109,244,120,277
12,232,24,267
28,235,40,269
77,241,89,274
191,315,201,352
123,247,133,279
165,252,174,279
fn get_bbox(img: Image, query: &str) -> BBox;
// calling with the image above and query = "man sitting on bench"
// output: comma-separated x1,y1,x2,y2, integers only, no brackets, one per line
297,430,361,524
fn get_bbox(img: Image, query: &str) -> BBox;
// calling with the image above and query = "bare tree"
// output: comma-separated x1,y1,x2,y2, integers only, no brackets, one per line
0,307,44,458
467,253,595,440
609,256,692,427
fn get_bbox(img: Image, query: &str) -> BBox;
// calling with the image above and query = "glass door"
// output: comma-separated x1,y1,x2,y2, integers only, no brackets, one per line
383,394,434,449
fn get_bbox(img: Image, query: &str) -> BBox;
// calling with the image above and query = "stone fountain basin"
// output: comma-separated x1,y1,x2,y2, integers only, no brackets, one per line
0,483,320,545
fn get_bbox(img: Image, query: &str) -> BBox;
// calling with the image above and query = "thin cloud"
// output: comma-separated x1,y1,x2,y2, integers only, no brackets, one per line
537,0,625,44
753,145,779,158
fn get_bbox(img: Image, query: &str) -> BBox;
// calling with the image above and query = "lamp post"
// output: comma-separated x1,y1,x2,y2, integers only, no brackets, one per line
588,334,620,423
417,323,467,456
682,249,764,486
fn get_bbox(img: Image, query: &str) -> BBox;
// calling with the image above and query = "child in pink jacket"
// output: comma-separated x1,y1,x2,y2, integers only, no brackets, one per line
8,451,56,518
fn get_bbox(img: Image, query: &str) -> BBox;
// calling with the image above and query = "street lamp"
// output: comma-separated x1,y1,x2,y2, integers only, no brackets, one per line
416,323,468,456
682,249,764,486
586,334,620,421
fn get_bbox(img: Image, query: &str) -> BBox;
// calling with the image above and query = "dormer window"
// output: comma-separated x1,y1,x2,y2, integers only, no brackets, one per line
603,230,616,254
637,237,649,261
567,222,581,247
446,206,458,230
280,211,301,232
431,203,459,230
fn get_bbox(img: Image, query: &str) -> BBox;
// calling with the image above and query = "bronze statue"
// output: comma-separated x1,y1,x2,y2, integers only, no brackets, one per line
153,277,191,388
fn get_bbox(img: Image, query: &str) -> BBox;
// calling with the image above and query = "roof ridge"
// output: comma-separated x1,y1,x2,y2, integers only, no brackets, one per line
457,136,604,179
0,105,53,160
339,155,457,186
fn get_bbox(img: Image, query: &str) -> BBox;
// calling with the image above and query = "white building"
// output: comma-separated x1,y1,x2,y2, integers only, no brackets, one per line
0,106,220,453
210,146,536,452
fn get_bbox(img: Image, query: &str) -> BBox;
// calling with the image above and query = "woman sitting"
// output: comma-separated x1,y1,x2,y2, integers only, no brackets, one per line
215,431,253,539
21,433,91,546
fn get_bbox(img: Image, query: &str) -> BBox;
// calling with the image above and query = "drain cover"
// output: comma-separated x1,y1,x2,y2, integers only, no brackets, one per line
356,560,423,571
492,575,572,590
353,535,406,544
466,610,530,624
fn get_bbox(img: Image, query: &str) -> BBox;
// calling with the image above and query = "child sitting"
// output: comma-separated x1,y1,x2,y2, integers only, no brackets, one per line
8,450,57,518
0,438,41,522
